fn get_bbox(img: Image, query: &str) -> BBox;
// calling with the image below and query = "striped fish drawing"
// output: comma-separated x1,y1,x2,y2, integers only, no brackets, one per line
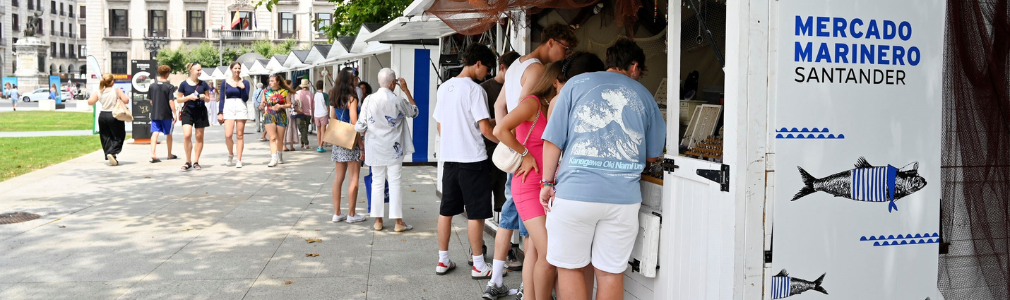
770,269,827,299
792,157,926,213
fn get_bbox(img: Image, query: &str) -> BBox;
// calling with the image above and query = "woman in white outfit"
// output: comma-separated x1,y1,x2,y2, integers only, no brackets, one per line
217,62,251,168
355,68,419,232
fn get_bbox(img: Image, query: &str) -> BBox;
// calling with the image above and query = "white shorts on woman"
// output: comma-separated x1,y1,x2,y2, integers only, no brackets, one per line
545,197,641,274
223,98,251,120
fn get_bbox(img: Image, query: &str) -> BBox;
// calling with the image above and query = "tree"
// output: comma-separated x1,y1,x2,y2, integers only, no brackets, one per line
156,47,186,74
251,40,297,58
256,0,411,38
185,42,221,71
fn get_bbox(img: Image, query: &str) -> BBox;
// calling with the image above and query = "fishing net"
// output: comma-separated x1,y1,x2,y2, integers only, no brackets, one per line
939,0,1010,299
424,0,641,36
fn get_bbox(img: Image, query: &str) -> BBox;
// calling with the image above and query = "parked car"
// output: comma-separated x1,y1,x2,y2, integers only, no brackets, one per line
20,89,50,102
60,92,70,101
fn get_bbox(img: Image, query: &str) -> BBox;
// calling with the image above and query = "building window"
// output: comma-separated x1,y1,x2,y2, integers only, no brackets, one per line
13,14,19,31
60,3,64,16
80,6,86,19
60,43,65,58
230,11,253,30
79,45,87,57
315,13,332,31
51,42,56,56
187,11,205,38
60,22,64,36
50,20,54,35
69,6,74,18
14,0,20,8
70,44,75,57
51,1,56,14
278,12,294,39
109,9,128,37
111,52,127,74
37,0,42,12
80,24,86,39
149,10,167,37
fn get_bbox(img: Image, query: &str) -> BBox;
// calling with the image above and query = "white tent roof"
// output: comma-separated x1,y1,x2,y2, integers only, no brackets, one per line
198,69,214,81
211,66,229,80
283,50,311,68
305,44,332,65
266,55,287,73
327,36,355,59
365,16,456,42
248,59,270,75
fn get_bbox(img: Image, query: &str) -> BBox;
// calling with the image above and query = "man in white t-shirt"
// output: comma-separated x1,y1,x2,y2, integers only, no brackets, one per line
432,44,500,280
312,80,330,152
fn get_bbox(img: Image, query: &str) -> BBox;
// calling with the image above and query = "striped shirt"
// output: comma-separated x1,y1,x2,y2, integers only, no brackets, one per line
850,166,897,202
771,276,791,299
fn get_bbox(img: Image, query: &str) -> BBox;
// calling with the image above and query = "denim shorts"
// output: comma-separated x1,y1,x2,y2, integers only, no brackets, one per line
498,176,529,237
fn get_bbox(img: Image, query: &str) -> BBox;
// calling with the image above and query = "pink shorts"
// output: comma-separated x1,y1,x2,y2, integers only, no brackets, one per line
511,174,546,221
314,117,328,127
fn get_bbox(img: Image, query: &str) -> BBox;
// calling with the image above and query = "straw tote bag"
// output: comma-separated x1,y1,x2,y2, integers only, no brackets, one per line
492,96,541,173
324,109,358,149
111,90,133,122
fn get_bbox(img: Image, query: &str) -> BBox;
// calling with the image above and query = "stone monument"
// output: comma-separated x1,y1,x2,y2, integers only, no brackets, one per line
14,11,58,109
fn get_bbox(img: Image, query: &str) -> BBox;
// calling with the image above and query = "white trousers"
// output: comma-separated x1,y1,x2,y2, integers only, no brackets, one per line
371,163,403,219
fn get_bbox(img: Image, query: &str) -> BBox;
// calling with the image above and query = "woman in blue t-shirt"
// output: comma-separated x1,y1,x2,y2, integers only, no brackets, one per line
175,62,212,171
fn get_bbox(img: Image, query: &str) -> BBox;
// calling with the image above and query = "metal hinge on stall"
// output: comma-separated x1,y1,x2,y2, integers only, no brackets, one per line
661,158,679,172
764,250,773,263
697,164,731,192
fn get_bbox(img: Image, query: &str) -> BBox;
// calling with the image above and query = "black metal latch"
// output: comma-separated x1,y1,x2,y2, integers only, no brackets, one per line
697,164,730,192
661,158,679,172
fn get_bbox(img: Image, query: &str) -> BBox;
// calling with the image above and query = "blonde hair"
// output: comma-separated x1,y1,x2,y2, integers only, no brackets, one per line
99,73,115,91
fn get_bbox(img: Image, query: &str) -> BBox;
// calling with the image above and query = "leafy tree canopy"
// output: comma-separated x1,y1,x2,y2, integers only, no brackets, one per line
256,0,412,39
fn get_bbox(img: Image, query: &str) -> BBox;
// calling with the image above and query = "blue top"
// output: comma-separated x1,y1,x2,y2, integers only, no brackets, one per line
177,80,210,110
218,79,251,113
541,72,667,205
252,88,264,108
333,107,359,123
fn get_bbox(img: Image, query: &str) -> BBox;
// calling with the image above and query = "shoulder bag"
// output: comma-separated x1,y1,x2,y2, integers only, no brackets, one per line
492,96,541,173
323,109,358,149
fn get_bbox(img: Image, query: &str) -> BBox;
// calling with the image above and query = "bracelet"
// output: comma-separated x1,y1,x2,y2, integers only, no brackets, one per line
521,148,529,157
540,180,556,188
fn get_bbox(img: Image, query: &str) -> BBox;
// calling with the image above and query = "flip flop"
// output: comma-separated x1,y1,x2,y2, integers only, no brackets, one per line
167,154,179,160
150,158,162,163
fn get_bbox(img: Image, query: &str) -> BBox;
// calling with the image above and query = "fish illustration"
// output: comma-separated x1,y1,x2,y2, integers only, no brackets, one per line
770,269,827,299
393,142,402,158
386,113,404,127
792,157,926,213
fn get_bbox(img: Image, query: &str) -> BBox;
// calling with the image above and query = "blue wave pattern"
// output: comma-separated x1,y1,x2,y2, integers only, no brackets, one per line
859,232,941,247
775,127,845,139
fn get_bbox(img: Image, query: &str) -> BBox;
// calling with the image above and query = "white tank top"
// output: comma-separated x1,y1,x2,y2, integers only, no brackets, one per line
504,57,541,112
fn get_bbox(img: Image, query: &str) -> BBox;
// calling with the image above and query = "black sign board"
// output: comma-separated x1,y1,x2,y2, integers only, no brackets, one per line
130,60,157,140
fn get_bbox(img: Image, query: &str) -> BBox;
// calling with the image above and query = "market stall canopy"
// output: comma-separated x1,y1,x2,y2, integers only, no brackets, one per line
327,36,356,59
198,69,214,81
284,50,311,68
421,0,641,35
248,60,270,75
305,44,332,65
365,16,457,43
266,55,287,73
236,52,267,66
212,66,229,80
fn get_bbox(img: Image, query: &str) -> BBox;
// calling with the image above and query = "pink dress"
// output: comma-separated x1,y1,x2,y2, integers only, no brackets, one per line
511,96,548,221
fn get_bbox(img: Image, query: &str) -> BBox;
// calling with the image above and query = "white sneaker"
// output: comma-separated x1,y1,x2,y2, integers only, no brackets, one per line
346,214,366,223
267,158,278,167
107,154,118,166
235,161,243,168
226,155,234,166
278,153,284,164
332,214,347,222
471,263,493,279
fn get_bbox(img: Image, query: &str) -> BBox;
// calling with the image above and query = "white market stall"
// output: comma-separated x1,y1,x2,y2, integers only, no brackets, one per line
395,0,949,299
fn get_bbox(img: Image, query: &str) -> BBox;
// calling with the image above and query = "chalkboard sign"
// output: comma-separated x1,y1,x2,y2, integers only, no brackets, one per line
131,60,157,140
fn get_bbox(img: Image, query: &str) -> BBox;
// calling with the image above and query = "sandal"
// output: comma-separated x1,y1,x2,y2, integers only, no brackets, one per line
181,162,192,171
150,158,162,163
193,162,202,170
167,154,179,160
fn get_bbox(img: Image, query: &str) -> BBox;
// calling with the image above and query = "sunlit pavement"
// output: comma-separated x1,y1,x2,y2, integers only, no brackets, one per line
0,125,519,299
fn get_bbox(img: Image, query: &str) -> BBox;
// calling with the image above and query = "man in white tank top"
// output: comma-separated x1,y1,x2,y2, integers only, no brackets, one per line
484,23,578,300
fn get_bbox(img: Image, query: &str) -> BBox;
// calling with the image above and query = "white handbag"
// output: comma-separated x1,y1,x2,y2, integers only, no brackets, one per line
492,108,540,173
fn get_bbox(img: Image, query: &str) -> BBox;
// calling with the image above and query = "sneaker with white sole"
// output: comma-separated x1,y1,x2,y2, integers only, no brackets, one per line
107,154,118,166
278,153,284,164
515,283,524,300
436,261,457,275
482,282,509,300
332,214,347,222
227,155,234,166
267,158,278,167
235,161,243,168
471,263,493,279
346,214,366,223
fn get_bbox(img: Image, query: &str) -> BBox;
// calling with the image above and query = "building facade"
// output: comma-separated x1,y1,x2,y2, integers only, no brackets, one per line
1,0,86,80
85,0,334,79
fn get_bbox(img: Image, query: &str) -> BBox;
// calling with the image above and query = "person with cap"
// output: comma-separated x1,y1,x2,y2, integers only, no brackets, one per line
294,79,315,150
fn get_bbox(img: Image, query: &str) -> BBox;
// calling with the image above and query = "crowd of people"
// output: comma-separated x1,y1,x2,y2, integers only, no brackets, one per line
86,22,665,300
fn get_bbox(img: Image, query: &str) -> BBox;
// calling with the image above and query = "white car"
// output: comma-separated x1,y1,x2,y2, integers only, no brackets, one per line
20,89,67,102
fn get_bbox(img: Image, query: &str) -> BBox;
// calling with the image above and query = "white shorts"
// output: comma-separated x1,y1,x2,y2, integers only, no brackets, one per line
223,98,251,120
546,197,640,274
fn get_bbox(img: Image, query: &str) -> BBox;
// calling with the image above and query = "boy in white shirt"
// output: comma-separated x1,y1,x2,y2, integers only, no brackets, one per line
432,44,500,279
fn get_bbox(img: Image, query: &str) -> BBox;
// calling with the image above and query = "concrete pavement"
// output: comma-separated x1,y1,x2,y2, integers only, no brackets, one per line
0,125,520,299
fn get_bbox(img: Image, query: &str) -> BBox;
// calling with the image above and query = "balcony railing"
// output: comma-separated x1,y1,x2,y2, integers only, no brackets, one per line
106,28,131,38
213,29,270,41
183,29,207,39
68,33,76,39
60,52,66,58
147,29,168,38
275,30,298,40
60,10,65,16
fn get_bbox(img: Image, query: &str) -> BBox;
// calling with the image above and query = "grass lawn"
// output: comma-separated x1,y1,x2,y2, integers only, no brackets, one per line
0,111,94,132
0,135,101,182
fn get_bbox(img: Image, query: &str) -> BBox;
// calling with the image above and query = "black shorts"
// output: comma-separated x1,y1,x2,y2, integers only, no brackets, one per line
180,106,210,128
441,161,494,219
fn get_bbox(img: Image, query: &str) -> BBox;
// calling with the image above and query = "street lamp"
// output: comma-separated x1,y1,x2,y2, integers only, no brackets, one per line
143,36,168,60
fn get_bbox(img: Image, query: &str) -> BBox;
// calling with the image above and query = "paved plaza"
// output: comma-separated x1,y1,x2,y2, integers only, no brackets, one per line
0,125,519,299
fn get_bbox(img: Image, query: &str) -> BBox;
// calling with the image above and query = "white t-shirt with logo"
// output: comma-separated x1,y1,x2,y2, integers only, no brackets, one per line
433,77,491,163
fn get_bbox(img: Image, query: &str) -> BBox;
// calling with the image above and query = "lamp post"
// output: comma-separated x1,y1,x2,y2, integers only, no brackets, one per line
143,36,168,60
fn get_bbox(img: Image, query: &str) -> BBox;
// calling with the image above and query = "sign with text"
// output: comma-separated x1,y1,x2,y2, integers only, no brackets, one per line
130,60,157,140
771,1,945,299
